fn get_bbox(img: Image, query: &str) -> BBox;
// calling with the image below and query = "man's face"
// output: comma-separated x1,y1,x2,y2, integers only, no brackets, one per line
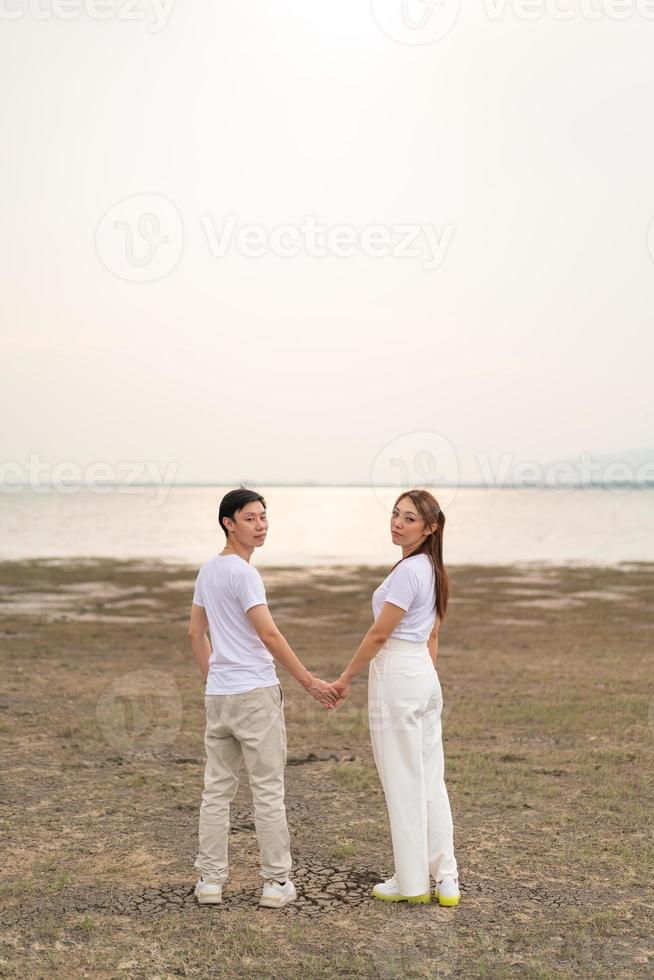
230,500,269,549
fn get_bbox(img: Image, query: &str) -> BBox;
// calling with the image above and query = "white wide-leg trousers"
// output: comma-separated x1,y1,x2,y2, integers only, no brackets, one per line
368,637,458,897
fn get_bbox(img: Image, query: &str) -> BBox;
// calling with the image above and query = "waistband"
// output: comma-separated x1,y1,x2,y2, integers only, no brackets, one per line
382,637,429,653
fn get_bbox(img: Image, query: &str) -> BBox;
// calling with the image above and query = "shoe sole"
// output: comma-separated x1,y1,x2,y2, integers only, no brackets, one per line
434,892,460,907
195,893,223,905
259,884,297,909
259,895,297,908
372,888,432,905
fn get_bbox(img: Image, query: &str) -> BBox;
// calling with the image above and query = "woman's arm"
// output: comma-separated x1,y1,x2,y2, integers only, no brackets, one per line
427,617,441,668
333,602,407,698
247,604,339,708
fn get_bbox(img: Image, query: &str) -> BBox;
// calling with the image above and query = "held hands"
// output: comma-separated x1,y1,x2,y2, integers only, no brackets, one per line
304,674,342,709
303,671,353,709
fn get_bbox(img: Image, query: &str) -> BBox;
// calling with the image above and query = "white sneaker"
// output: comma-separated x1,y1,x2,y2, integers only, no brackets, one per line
435,876,460,907
259,878,297,908
372,874,431,905
194,877,223,905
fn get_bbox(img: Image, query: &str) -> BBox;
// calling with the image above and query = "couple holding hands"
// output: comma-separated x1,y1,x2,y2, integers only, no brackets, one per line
188,487,460,910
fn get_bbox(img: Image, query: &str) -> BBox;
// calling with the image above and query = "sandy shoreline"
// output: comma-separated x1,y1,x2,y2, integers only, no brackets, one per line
1,557,653,977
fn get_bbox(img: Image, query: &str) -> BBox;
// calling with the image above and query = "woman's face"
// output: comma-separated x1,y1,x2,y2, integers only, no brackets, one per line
390,496,433,549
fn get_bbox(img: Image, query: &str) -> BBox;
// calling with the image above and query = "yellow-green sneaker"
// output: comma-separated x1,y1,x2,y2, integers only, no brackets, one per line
434,876,460,907
372,875,431,905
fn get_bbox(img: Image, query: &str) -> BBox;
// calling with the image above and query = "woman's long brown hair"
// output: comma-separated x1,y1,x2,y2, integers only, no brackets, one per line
390,489,450,622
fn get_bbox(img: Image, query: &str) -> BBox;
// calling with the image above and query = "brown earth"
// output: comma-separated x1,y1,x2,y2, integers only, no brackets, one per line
0,558,652,978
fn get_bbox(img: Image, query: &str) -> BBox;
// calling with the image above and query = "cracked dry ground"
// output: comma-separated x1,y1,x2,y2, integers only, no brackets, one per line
0,559,652,978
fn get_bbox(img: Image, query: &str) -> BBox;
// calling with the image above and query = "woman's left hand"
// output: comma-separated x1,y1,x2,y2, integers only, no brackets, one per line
332,677,351,704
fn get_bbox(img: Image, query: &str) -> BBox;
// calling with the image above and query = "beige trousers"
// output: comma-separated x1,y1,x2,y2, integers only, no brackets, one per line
194,683,292,885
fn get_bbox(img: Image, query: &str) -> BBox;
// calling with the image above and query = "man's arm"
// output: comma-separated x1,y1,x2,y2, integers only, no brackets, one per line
188,603,211,680
427,617,441,667
247,604,339,708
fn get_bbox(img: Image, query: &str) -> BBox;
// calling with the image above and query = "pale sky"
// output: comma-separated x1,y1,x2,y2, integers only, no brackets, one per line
2,1,653,487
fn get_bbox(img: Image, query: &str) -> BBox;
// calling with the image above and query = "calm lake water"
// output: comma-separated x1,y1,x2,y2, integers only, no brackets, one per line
1,486,652,567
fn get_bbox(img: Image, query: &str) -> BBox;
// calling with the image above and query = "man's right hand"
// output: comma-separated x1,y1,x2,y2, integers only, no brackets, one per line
304,675,340,709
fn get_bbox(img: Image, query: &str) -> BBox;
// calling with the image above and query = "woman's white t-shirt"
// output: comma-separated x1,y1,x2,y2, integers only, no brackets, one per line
192,554,279,695
372,553,437,642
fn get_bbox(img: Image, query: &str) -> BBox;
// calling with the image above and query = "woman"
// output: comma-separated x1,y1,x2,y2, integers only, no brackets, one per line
334,489,460,906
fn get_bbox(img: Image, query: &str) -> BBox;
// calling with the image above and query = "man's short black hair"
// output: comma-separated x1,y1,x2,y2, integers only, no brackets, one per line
218,487,266,537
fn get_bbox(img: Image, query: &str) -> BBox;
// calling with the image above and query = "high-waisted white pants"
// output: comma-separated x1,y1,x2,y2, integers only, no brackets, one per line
368,636,458,897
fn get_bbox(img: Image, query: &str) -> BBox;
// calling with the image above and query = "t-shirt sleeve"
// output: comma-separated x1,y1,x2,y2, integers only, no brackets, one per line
384,562,421,612
234,567,267,613
192,569,205,607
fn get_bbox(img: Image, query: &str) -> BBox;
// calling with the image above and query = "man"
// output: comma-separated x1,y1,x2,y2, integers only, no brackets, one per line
188,487,339,908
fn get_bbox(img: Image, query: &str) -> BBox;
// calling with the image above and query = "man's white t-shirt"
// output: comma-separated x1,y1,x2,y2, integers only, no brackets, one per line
372,553,437,642
192,554,279,695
